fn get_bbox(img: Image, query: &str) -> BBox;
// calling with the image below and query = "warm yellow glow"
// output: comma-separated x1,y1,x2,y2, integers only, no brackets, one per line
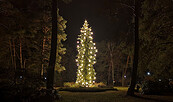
76,20,97,87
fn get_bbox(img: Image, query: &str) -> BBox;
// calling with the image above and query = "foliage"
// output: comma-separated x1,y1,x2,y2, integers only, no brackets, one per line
64,82,76,87
95,40,133,86
0,0,47,87
139,0,173,79
94,82,106,88
141,79,173,95
63,82,107,88
61,44,77,82
0,0,67,89
55,12,67,72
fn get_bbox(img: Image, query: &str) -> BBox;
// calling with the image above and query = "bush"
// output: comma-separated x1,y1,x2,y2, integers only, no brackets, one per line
59,87,117,92
64,82,77,87
64,82,107,88
94,82,106,87
141,79,173,95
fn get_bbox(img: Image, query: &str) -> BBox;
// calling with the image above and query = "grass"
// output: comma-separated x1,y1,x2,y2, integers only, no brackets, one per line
55,87,173,102
114,87,129,91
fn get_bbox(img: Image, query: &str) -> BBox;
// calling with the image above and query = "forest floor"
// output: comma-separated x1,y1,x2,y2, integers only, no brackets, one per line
55,87,173,102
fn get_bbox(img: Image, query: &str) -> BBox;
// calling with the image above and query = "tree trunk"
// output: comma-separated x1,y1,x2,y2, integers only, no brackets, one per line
108,62,112,86
20,37,23,69
9,39,14,68
111,54,114,86
12,39,16,84
127,0,139,96
116,64,119,85
46,0,58,90
13,39,16,70
107,42,114,86
122,55,129,86
23,59,26,69
41,36,46,76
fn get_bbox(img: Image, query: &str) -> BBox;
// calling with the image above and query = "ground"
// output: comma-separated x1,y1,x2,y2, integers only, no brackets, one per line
55,87,173,102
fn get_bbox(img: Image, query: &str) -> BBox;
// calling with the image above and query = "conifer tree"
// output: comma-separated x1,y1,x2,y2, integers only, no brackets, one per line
76,20,97,87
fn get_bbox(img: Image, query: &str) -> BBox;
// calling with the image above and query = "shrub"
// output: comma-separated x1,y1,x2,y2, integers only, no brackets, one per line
94,82,106,87
59,87,117,92
64,82,107,88
141,79,173,95
64,82,78,87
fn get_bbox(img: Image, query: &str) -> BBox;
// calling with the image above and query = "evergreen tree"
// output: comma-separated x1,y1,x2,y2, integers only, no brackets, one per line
54,11,67,87
76,20,97,87
55,12,67,72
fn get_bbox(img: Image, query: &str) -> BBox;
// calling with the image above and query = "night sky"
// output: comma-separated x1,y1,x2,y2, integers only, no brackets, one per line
58,0,132,46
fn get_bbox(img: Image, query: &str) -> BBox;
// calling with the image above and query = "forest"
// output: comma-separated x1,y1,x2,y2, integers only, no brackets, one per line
0,0,173,102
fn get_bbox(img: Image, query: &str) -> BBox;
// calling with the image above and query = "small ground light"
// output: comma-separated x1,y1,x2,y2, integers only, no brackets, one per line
44,77,47,80
124,75,126,78
20,76,23,79
159,79,161,81
147,72,151,75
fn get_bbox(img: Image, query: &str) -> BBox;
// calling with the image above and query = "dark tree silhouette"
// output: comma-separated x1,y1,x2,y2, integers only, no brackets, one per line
46,0,58,90
127,0,140,96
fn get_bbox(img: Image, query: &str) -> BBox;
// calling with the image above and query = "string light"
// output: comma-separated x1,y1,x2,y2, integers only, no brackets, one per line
75,20,97,87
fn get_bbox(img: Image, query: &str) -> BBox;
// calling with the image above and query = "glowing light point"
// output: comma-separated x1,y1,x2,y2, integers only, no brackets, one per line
147,72,151,75
20,76,23,79
75,20,97,87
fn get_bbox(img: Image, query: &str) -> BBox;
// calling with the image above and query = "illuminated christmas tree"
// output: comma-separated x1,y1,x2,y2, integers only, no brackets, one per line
75,20,97,87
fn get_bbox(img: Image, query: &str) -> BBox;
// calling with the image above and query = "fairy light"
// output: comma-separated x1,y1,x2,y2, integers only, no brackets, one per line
75,20,97,87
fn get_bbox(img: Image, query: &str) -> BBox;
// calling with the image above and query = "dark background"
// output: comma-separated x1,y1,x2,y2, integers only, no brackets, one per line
58,0,133,45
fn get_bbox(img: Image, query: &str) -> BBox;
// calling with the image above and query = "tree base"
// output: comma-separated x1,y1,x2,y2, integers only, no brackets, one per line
127,87,135,96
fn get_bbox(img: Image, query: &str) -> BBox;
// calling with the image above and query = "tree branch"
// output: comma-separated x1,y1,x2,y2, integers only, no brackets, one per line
120,3,135,12
0,23,9,29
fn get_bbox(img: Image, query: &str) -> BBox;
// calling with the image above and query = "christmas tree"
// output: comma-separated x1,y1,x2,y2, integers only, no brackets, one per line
76,20,97,87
